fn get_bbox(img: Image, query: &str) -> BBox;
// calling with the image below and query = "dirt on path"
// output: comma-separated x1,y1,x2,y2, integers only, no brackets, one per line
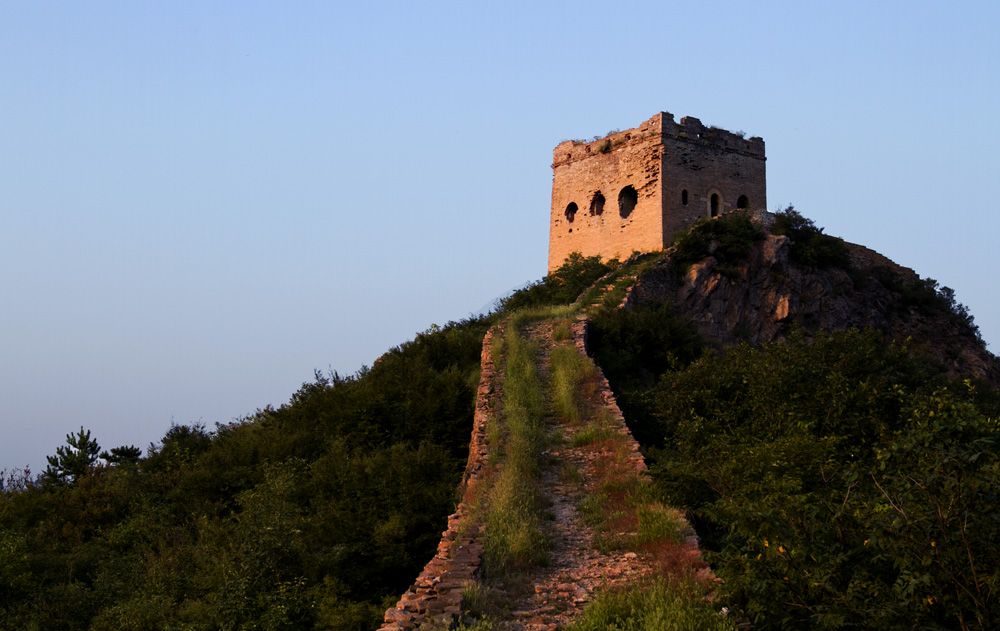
489,318,684,630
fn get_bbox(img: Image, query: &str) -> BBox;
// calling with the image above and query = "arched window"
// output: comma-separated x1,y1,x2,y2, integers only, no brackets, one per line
565,202,578,223
618,186,637,218
737,195,749,209
681,190,689,206
710,193,720,217
590,191,605,215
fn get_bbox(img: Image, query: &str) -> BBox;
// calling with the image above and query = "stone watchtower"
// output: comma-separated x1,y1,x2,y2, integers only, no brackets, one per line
548,112,766,272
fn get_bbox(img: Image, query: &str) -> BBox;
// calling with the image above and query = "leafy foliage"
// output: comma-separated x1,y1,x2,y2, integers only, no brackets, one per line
870,266,985,346
587,299,706,446
0,314,492,629
0,251,611,629
671,213,764,278
99,446,142,467
590,305,1000,630
771,206,851,269
500,253,611,312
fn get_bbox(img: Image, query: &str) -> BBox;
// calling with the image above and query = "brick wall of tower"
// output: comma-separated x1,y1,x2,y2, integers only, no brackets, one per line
659,116,767,243
548,118,665,272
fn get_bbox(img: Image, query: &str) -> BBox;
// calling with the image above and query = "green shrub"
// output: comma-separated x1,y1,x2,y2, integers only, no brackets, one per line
871,267,985,346
500,253,611,312
587,298,705,445
671,213,764,278
0,315,493,629
565,579,736,631
625,330,998,630
771,206,851,269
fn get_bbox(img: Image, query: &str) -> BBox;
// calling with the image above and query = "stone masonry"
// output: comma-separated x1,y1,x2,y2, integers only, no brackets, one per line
549,112,766,272
378,328,499,631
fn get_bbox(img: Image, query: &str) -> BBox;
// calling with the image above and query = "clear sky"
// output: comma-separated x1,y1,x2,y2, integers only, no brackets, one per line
2,1,998,474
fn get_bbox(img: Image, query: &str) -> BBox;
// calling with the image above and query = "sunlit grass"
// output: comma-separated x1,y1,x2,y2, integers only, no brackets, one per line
550,343,599,424
563,578,735,631
483,324,549,577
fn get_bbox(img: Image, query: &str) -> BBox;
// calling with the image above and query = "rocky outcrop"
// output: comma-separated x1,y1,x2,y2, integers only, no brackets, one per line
627,226,999,385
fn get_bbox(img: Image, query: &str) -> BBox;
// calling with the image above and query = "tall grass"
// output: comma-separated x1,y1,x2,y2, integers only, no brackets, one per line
550,343,599,424
483,324,549,577
564,579,735,631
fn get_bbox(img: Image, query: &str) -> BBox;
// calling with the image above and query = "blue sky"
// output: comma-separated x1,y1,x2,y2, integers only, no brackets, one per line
2,0,998,473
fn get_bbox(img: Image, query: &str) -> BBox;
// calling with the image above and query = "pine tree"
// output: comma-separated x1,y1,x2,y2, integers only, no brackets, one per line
42,426,100,485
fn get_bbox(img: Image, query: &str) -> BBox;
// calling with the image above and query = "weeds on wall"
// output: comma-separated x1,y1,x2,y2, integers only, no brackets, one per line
563,578,736,631
501,253,611,313
549,344,599,425
482,321,550,578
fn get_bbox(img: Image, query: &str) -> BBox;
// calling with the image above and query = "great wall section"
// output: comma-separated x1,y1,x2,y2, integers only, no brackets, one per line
378,110,755,630
376,109,1000,629
377,280,711,631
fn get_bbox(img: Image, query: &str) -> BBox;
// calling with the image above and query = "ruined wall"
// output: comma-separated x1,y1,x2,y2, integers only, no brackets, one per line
380,313,666,629
548,112,766,273
378,328,499,631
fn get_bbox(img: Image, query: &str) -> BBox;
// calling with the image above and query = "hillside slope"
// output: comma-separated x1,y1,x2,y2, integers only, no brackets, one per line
583,210,1000,631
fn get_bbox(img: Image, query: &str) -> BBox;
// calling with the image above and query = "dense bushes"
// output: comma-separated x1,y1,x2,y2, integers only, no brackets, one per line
0,252,620,630
869,266,985,347
590,305,1000,630
587,300,706,447
771,206,851,269
671,213,763,278
499,253,611,312
0,314,491,630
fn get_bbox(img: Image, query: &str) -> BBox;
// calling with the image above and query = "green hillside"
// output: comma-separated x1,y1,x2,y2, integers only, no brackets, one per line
0,257,612,631
584,211,1000,630
3,210,998,630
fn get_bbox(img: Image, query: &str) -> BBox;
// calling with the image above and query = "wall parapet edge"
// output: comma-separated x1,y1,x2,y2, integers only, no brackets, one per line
377,327,499,631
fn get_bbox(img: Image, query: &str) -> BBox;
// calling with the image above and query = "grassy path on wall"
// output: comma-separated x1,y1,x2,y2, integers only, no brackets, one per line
456,272,736,631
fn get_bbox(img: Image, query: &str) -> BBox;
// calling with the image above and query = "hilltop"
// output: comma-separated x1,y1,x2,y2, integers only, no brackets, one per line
629,208,997,385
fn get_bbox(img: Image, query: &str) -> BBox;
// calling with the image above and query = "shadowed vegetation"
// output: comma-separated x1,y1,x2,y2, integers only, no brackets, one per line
0,252,614,630
591,300,1000,630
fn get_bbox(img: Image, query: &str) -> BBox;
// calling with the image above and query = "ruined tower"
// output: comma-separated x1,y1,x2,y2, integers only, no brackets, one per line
548,112,766,272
